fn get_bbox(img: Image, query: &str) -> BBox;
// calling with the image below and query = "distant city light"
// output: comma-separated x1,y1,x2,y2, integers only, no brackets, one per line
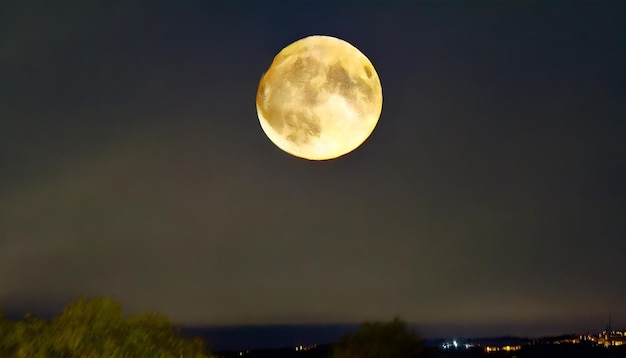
294,344,318,352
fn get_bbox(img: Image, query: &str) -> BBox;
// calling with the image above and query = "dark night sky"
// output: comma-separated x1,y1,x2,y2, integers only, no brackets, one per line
1,0,626,339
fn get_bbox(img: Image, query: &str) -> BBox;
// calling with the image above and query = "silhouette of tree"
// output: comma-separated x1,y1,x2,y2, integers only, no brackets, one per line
331,317,435,358
0,296,216,357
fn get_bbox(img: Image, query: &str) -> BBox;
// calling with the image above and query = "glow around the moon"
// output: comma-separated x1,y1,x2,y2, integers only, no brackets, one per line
256,35,383,160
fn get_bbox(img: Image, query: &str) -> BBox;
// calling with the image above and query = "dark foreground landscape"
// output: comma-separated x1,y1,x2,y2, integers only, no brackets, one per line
3,297,625,357
212,343,626,358
181,323,626,358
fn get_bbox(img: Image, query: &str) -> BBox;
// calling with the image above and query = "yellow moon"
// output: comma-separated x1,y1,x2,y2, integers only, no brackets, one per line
256,35,383,160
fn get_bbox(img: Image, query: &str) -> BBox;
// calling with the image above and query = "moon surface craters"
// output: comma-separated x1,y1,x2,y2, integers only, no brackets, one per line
256,35,383,160
260,56,373,146
259,54,327,145
323,62,375,114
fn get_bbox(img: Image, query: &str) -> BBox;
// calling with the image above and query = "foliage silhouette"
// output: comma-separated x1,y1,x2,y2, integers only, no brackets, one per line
330,317,437,358
0,296,216,357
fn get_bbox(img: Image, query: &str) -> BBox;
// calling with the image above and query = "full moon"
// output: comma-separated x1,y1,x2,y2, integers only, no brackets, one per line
256,35,383,160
